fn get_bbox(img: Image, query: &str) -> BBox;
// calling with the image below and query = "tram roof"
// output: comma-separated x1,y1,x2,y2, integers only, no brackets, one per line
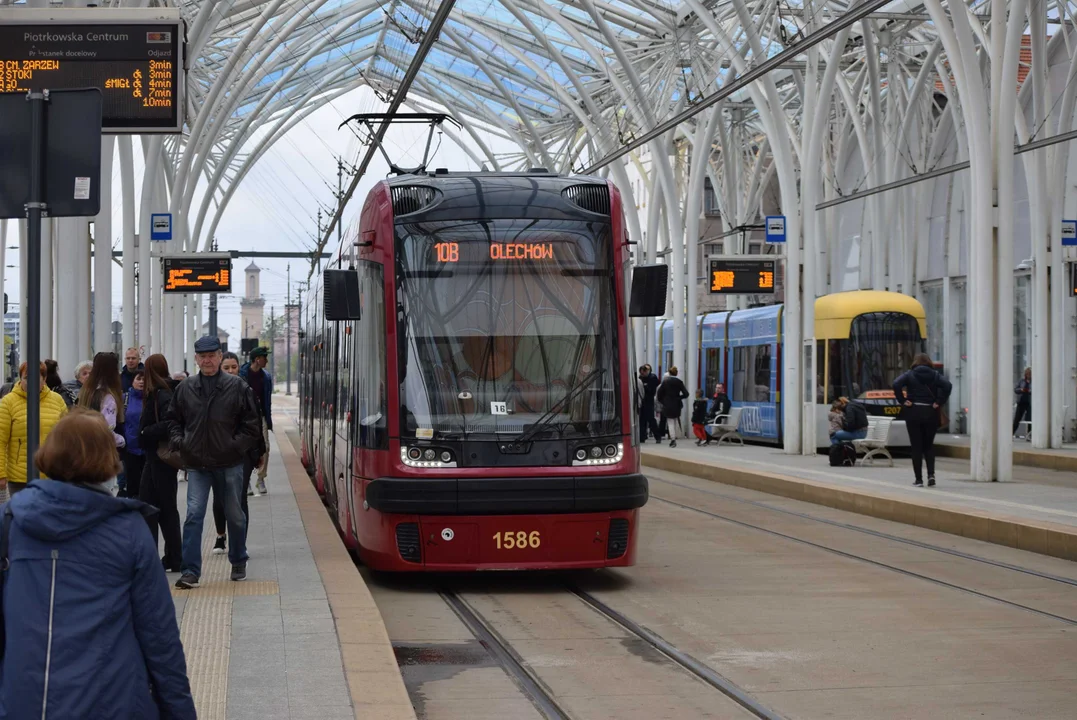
814,291,927,340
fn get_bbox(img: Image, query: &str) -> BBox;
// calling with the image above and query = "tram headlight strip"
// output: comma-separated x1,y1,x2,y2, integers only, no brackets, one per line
572,443,624,466
400,446,458,468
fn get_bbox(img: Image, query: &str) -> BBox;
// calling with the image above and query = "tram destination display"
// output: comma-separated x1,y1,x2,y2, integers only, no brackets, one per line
708,258,776,295
0,9,183,133
163,256,231,294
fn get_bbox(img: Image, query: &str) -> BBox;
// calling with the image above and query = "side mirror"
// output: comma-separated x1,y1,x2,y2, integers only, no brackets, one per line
323,269,361,321
629,264,668,317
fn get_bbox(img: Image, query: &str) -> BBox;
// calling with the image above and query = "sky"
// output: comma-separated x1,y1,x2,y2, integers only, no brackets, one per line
1,85,511,348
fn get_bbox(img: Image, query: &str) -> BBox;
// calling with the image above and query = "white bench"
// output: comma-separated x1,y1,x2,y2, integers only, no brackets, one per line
853,416,894,466
705,407,744,446
1016,420,1031,441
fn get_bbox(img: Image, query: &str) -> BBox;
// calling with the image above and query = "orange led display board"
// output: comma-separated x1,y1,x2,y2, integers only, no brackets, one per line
163,256,232,294
708,258,776,295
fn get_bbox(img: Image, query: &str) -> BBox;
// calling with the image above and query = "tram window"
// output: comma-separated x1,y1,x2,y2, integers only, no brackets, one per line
731,345,771,402
830,313,921,399
354,262,388,449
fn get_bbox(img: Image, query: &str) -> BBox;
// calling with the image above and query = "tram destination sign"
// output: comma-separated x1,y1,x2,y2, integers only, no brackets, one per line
162,255,231,294
708,258,777,295
0,9,183,133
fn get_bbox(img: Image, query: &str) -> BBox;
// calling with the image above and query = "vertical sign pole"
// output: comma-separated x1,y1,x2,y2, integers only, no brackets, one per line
24,91,47,483
286,263,292,396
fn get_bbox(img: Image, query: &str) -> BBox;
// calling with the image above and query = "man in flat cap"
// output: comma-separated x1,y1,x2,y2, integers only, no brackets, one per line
170,336,263,589
239,345,273,496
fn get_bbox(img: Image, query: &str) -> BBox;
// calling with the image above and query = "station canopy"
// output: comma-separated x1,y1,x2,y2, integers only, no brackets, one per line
169,0,942,173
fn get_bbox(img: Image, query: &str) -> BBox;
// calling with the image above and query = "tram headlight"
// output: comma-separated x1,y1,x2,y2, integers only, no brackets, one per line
400,445,458,468
572,443,624,466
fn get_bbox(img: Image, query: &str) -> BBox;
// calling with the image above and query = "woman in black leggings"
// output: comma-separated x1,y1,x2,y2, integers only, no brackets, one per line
893,353,953,487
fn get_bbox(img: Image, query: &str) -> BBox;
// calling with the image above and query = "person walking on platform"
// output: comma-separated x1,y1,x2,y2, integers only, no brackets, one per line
139,354,183,573
893,353,952,487
122,371,147,500
0,410,196,719
240,346,273,496
64,360,92,402
171,336,262,588
121,347,144,394
656,366,689,448
44,359,76,408
223,352,265,522
638,365,660,443
1013,367,1032,437
0,362,68,496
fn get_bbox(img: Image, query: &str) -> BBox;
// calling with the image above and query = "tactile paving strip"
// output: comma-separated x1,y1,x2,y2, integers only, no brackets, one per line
176,529,263,720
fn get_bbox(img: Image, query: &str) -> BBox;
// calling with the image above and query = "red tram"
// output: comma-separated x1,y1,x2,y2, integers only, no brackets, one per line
297,171,662,571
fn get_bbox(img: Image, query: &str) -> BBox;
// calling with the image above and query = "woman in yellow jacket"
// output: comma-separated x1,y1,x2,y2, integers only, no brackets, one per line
0,361,69,494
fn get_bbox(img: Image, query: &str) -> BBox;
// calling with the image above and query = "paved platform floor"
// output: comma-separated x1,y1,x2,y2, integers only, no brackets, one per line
642,440,1077,529
166,432,357,720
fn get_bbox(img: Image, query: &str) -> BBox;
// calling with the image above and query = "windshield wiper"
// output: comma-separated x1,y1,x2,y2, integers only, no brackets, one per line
512,368,606,445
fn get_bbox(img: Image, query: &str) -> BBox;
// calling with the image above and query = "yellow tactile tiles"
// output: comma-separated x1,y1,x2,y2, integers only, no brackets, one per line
178,530,240,720
277,424,417,720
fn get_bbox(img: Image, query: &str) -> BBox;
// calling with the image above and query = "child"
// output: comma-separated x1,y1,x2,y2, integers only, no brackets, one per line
691,389,710,445
828,400,844,438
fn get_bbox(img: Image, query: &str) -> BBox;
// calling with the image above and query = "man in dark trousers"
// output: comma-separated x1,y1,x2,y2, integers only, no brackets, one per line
170,336,262,589
239,346,273,495
638,364,661,443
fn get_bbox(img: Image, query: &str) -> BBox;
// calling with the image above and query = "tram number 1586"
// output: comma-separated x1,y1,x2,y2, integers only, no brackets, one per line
493,531,541,549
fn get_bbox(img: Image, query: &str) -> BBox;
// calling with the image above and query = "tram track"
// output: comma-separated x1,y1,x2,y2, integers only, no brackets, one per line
650,491,1077,628
438,580,786,720
651,474,1077,588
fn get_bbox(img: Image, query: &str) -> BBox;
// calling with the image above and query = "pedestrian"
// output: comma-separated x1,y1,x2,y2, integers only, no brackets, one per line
122,370,147,499
170,336,262,588
893,353,953,487
78,352,127,449
1013,366,1031,437
637,364,661,444
691,389,710,445
44,359,76,408
223,352,265,523
656,366,689,448
239,345,273,495
0,362,68,496
711,382,732,419
138,353,183,573
63,359,92,402
0,409,196,719
121,346,145,393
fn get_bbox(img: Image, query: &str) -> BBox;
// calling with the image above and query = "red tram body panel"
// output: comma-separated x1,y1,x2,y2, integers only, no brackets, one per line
297,172,647,571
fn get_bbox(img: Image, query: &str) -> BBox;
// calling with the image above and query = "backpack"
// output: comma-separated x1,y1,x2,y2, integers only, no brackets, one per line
829,442,857,467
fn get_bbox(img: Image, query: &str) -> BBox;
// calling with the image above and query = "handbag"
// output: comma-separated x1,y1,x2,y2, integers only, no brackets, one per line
152,392,184,470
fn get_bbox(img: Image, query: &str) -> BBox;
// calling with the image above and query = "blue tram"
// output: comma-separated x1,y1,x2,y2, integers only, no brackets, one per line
656,291,928,445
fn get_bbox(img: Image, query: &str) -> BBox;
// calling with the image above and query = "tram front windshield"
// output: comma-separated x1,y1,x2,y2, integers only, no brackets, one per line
825,312,922,401
395,219,620,440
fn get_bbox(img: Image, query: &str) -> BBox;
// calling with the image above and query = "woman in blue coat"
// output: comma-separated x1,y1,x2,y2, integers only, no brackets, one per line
0,409,196,719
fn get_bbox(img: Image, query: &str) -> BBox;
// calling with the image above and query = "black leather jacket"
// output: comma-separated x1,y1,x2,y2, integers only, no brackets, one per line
168,372,262,470
893,365,953,406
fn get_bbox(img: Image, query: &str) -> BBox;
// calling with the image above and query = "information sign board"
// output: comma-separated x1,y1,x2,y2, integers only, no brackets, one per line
0,8,184,133
162,255,231,294
708,258,776,295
